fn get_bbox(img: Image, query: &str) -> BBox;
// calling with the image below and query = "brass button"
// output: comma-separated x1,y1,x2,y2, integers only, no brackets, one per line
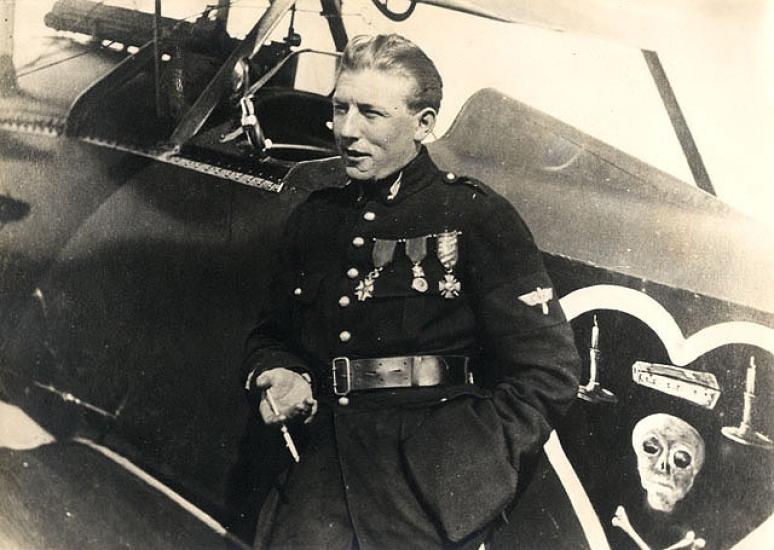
339,330,352,342
346,268,359,279
352,236,365,247
338,296,351,307
293,287,303,296
363,211,376,221
445,172,456,181
338,396,350,406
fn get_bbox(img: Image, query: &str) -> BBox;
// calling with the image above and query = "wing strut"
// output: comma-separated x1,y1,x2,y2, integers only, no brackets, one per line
215,0,230,25
0,0,16,95
320,0,348,52
169,0,296,147
153,0,163,118
642,49,715,196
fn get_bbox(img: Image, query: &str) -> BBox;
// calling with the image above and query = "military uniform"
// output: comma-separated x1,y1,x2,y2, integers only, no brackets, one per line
243,147,580,549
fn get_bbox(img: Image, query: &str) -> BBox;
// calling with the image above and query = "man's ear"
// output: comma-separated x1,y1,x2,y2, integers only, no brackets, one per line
414,107,437,141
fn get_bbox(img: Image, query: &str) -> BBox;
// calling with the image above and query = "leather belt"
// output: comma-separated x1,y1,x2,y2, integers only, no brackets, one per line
331,355,471,397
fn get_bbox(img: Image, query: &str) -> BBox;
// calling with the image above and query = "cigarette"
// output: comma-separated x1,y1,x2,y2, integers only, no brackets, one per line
265,389,300,463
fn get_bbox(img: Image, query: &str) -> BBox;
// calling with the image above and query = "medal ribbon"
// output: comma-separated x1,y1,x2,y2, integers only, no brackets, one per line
436,231,461,299
372,239,397,269
405,237,427,265
436,231,459,269
406,236,429,293
355,239,396,301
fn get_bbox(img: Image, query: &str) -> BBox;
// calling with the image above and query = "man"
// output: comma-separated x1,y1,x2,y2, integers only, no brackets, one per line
242,34,580,549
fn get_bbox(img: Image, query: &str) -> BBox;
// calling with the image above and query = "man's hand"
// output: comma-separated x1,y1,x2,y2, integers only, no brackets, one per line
255,368,317,426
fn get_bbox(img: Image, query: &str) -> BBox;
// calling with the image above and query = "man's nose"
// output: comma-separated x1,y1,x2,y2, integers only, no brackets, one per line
335,111,360,139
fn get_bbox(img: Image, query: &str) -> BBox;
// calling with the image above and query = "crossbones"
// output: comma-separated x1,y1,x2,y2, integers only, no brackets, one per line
612,505,706,550
612,506,650,550
664,531,706,550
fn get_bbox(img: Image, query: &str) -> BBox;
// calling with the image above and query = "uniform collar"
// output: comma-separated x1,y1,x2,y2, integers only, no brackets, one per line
350,146,437,205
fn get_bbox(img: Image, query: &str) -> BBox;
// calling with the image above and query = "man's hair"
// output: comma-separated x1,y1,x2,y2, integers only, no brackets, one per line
337,34,443,113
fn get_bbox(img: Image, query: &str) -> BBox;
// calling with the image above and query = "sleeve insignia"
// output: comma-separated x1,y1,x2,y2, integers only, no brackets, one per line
518,287,554,315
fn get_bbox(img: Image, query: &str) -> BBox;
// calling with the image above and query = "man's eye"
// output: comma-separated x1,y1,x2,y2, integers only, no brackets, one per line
333,104,347,114
364,110,382,119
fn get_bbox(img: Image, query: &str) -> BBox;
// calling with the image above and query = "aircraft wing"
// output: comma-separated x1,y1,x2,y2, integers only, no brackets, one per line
418,0,765,51
428,88,774,314
0,438,244,549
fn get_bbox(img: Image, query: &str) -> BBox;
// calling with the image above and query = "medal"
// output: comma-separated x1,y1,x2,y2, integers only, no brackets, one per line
436,231,461,299
406,237,428,293
412,279,429,293
355,274,376,301
355,239,396,301
439,273,461,298
411,265,428,292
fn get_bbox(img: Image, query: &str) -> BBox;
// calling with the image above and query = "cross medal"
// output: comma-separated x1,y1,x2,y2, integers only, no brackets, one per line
436,231,461,299
355,239,396,301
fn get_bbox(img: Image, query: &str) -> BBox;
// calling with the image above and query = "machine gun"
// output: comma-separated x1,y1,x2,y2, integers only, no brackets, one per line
43,0,238,56
46,0,308,155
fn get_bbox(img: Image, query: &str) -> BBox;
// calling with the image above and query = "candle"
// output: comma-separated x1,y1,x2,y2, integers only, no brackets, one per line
745,356,757,395
591,315,599,349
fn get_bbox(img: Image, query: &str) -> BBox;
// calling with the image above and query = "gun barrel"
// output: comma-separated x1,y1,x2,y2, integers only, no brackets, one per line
45,0,193,48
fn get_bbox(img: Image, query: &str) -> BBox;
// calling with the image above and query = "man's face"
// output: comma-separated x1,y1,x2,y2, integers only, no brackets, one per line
332,69,432,180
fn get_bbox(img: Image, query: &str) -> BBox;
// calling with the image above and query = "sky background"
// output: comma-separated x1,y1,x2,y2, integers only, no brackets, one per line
9,0,773,228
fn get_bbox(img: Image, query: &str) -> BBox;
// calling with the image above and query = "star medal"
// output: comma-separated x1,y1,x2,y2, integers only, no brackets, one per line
355,276,375,301
406,236,429,293
436,230,461,299
355,239,396,301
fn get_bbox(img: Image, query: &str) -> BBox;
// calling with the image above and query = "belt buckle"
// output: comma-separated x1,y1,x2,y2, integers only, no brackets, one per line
331,356,352,396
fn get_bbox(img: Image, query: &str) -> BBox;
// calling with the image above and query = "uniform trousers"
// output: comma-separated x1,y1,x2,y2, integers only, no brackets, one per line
255,401,490,550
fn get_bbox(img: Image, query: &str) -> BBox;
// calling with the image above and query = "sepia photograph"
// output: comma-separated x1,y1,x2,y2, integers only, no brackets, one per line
1,1,772,548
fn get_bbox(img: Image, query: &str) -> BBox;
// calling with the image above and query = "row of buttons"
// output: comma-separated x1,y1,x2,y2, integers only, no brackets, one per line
337,210,376,343
342,209,381,404
292,211,378,343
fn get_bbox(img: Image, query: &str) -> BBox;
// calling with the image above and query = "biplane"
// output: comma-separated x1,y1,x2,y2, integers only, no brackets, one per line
0,1,771,548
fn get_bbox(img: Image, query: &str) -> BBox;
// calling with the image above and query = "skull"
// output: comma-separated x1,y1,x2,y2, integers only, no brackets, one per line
631,413,705,513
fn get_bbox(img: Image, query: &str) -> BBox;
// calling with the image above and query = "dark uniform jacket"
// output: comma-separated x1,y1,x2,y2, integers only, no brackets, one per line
243,147,580,546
